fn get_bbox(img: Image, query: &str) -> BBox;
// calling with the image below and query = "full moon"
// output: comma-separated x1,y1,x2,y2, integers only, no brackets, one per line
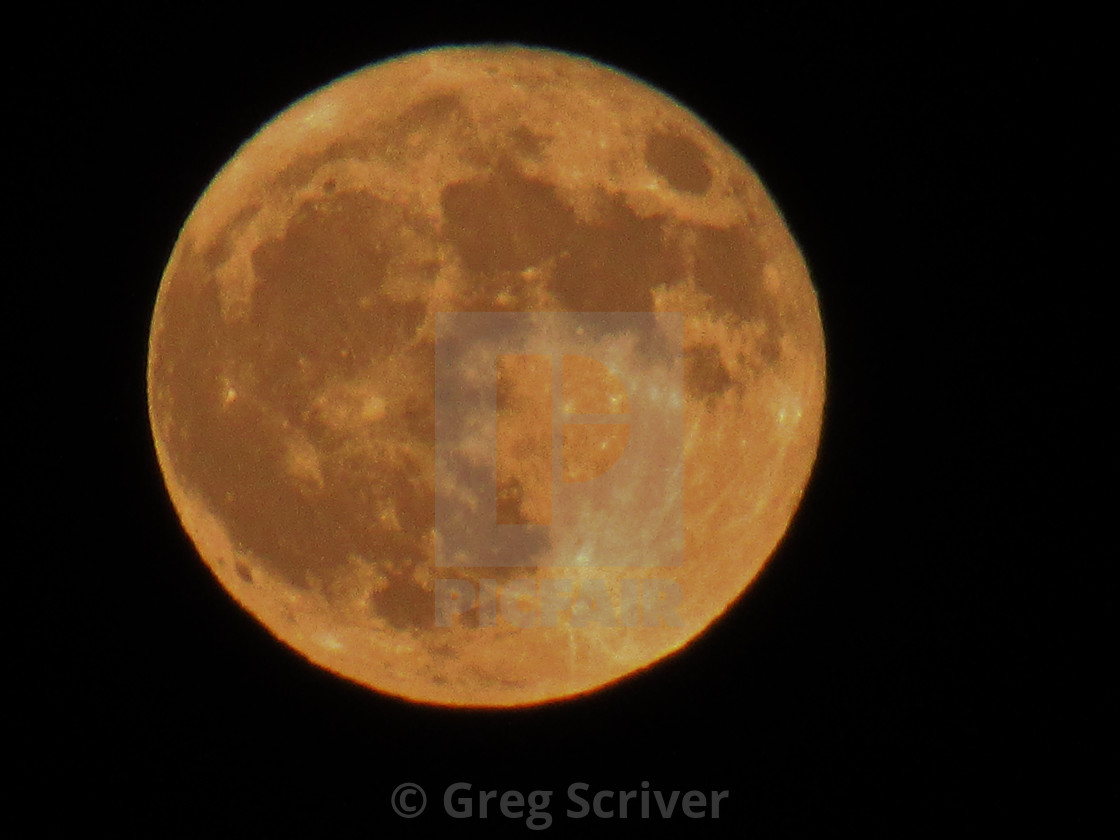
147,45,825,707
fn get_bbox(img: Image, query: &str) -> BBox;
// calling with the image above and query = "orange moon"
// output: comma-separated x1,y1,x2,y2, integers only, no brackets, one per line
147,45,825,707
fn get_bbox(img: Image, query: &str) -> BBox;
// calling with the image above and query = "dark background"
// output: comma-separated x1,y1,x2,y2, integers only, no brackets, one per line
18,6,1101,835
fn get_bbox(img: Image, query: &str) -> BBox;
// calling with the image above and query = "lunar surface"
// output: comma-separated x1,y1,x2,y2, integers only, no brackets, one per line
147,46,825,707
